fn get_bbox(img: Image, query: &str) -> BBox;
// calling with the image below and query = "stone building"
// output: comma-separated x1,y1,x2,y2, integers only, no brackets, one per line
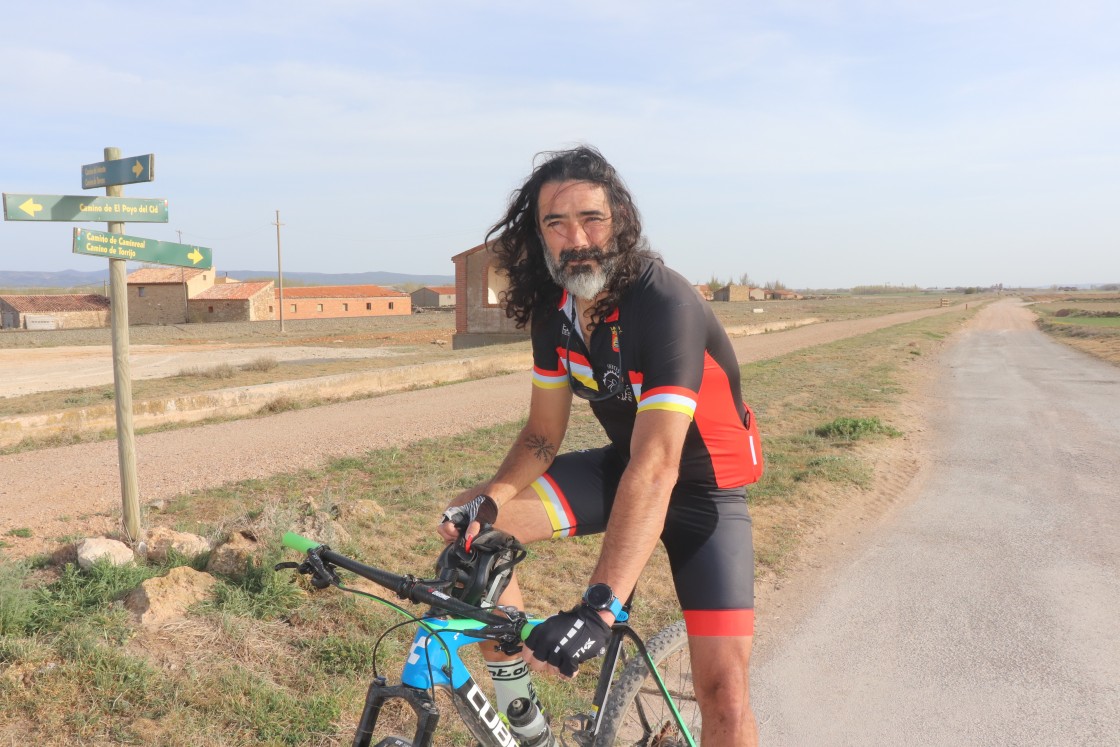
0,294,111,330
189,281,275,322
712,284,763,302
126,267,218,325
410,285,456,308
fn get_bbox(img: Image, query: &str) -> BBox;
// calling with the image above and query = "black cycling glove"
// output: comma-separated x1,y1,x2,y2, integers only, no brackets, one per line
525,604,610,677
441,494,499,533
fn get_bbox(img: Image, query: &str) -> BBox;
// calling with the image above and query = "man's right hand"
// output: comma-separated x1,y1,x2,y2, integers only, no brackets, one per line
524,604,611,678
437,493,499,545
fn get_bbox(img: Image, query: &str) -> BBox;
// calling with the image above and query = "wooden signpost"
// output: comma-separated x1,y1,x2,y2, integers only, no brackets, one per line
3,148,214,544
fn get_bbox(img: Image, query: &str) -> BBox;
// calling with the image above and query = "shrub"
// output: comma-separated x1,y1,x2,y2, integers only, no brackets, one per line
179,363,236,379
813,416,901,441
260,396,300,414
241,356,279,372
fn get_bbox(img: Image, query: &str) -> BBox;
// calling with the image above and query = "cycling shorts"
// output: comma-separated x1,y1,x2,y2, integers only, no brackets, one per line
529,446,755,636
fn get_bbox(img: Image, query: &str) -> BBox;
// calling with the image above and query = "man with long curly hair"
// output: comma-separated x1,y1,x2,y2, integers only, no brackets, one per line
440,145,760,745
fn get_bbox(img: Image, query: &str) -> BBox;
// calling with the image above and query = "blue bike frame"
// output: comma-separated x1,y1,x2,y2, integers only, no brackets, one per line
280,531,697,747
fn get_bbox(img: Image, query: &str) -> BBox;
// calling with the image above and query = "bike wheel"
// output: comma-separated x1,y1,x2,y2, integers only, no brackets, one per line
595,620,699,746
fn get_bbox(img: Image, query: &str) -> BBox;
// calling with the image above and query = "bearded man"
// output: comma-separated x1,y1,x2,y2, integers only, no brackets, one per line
439,145,760,745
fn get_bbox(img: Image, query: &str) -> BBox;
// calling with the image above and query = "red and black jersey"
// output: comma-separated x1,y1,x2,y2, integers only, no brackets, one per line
531,257,758,489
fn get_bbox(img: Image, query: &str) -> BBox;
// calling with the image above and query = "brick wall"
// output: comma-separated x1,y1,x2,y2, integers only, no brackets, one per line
452,247,528,348
455,256,468,334
279,296,411,320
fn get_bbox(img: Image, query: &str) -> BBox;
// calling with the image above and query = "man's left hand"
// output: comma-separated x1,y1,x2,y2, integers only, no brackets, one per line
524,604,610,678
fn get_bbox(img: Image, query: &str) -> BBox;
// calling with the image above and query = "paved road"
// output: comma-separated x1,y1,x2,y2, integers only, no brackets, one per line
752,301,1120,746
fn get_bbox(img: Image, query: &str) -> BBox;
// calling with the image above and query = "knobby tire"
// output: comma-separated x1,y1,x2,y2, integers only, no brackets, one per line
594,620,698,746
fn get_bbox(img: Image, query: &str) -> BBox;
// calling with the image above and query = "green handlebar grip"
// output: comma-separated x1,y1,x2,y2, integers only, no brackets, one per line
520,619,541,641
282,532,321,553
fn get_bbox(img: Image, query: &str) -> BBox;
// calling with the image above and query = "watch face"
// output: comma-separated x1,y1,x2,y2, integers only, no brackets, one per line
584,583,613,610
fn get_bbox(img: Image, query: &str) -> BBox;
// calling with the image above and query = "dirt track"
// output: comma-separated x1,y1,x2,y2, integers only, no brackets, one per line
0,303,963,556
0,344,415,399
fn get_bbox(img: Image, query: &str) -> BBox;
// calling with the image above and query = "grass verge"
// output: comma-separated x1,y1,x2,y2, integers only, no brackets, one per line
0,305,976,745
1027,295,1120,366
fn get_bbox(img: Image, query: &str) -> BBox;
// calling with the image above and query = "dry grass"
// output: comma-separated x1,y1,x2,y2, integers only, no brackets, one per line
1027,294,1120,365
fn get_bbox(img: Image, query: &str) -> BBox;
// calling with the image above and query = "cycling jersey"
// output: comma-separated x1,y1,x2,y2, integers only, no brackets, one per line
531,256,756,489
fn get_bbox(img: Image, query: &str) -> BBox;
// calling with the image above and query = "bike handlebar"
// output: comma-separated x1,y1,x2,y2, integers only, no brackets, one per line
281,531,515,629
282,531,321,554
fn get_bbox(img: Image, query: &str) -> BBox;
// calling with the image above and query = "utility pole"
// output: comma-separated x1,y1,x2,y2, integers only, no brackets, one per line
274,209,285,333
178,229,187,323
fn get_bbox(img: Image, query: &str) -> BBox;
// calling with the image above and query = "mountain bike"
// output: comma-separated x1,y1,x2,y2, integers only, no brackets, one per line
278,530,700,746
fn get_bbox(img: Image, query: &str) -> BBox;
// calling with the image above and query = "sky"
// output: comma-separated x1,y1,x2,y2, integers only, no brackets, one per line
1,0,1118,289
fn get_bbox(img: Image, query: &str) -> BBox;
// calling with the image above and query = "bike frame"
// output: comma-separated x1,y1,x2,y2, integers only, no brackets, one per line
354,612,695,747
280,532,696,747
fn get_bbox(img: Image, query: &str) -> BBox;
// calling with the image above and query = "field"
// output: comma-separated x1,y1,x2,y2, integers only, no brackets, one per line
1025,293,1120,364
0,297,977,745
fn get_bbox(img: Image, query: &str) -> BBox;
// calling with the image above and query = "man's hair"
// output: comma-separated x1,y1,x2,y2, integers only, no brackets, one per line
486,145,658,329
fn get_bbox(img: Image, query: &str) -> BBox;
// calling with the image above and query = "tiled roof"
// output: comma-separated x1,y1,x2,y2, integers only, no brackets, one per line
127,267,209,284
420,286,456,294
275,285,407,299
193,281,273,300
0,294,111,313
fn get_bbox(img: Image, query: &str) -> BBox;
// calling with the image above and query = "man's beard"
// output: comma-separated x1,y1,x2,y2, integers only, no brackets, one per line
543,245,620,301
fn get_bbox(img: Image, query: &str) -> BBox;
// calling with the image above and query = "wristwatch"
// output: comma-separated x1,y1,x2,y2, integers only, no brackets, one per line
582,583,627,621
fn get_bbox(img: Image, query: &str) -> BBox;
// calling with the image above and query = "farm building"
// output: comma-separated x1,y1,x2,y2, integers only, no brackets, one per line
275,285,410,320
712,284,766,302
0,294,111,330
451,243,528,349
127,267,220,325
189,281,275,322
411,285,456,308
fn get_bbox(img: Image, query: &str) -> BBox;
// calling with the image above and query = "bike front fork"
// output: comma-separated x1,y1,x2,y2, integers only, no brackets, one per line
353,677,440,747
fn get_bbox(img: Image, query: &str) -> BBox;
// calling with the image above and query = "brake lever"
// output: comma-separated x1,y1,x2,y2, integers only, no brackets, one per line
274,552,339,590
304,551,341,589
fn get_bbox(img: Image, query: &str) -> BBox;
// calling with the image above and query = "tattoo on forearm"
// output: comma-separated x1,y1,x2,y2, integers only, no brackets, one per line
524,434,557,462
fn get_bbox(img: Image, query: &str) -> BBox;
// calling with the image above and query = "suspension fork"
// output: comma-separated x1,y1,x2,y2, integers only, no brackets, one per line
352,678,441,747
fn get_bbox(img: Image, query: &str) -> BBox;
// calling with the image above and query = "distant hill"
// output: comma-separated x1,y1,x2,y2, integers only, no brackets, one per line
0,268,454,289
0,269,110,288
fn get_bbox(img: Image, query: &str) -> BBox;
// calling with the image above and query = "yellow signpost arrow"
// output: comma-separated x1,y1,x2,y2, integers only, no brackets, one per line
132,160,144,178
19,197,43,217
187,247,204,264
